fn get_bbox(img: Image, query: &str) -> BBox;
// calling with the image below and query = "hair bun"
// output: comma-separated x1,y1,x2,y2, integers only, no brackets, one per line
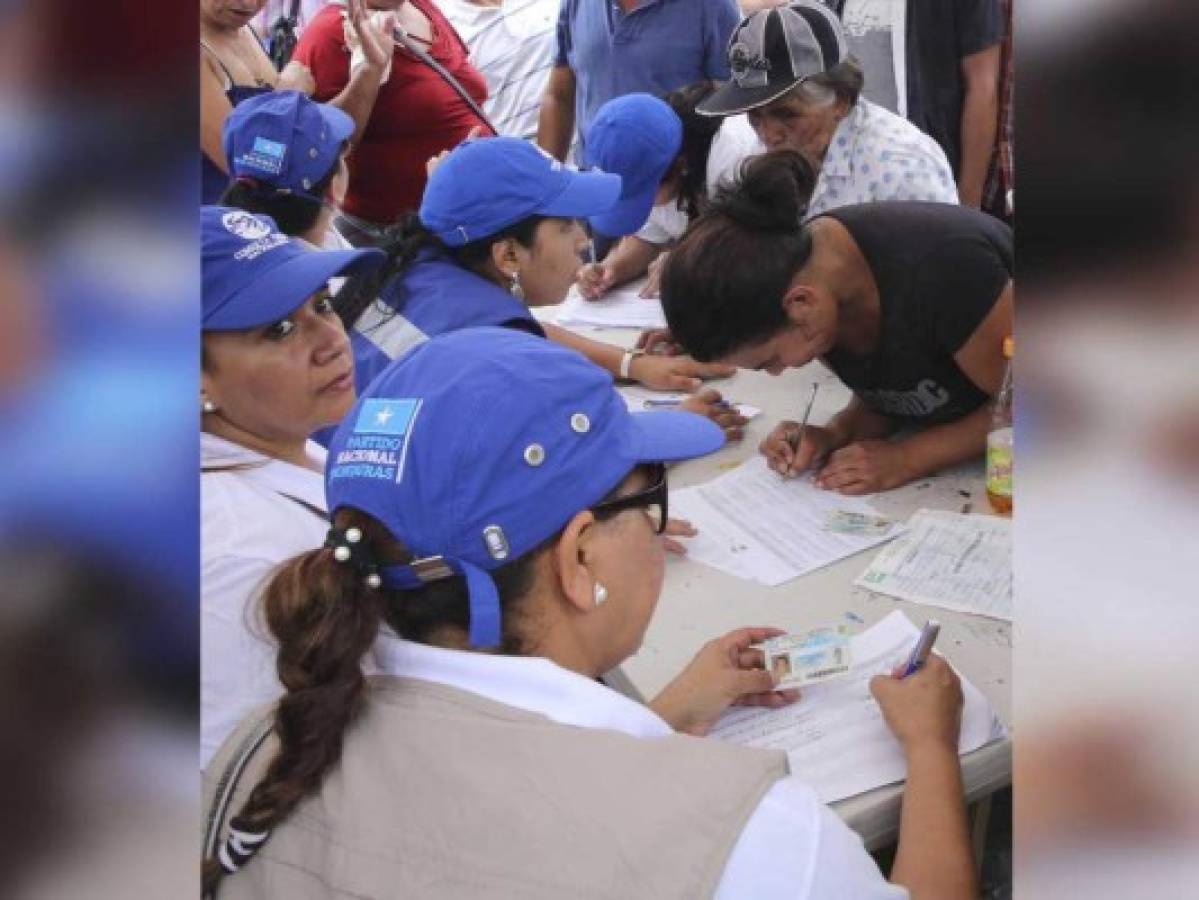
711,150,817,232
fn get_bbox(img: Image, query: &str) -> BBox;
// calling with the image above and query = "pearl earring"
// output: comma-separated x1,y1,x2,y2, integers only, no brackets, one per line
509,270,524,300
593,582,608,606
202,398,216,414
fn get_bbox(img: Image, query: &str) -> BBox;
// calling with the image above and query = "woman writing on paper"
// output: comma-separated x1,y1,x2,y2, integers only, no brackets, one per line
662,150,1013,495
333,136,747,438
202,328,976,899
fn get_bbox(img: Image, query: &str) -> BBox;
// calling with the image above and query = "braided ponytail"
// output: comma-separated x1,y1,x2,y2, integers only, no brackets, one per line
201,513,387,897
661,149,818,363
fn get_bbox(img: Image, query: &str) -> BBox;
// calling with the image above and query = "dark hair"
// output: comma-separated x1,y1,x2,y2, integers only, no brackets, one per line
200,507,549,896
662,81,724,220
218,150,343,237
660,150,818,362
332,213,545,337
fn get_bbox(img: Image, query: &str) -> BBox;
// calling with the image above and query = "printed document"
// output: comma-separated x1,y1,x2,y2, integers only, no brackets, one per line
709,611,1004,803
855,510,1012,621
555,281,667,329
671,457,899,586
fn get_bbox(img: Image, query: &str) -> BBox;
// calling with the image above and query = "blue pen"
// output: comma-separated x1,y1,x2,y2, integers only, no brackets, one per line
642,398,737,411
900,620,940,678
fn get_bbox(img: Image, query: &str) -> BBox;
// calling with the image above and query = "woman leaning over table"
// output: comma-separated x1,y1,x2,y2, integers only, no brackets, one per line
332,135,748,439
661,150,1013,495
202,327,975,900
199,206,384,767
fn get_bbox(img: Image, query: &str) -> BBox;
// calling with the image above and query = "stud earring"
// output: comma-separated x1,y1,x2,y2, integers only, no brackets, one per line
509,269,524,300
593,582,608,606
202,398,217,414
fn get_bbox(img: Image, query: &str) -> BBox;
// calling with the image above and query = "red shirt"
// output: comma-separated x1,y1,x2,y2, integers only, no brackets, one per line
294,1,489,224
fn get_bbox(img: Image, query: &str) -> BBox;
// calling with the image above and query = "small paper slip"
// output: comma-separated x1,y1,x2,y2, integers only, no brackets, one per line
555,282,667,329
855,509,1012,621
670,457,900,587
620,389,761,421
825,509,896,537
763,626,853,689
709,611,1002,803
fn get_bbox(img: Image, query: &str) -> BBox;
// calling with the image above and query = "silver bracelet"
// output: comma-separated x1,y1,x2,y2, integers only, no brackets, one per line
619,349,643,380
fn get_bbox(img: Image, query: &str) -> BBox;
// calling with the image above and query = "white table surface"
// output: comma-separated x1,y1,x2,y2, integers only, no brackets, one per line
541,313,1012,850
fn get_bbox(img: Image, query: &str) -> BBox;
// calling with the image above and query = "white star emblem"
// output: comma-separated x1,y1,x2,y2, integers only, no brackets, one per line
375,406,394,426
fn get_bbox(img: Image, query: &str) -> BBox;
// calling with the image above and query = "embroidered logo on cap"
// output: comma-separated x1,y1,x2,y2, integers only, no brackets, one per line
238,136,288,176
329,399,422,484
729,42,771,83
222,210,273,241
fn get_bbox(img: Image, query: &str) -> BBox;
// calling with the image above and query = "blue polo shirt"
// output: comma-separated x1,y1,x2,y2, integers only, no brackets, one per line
556,0,739,147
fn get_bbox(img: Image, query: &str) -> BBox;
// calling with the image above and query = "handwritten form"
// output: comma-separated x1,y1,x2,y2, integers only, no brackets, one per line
670,457,899,586
709,611,1004,803
554,282,667,329
855,510,1013,621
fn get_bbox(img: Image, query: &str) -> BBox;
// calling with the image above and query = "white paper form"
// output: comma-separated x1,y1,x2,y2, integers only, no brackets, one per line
670,457,899,587
709,611,1003,803
854,510,1012,621
554,282,667,329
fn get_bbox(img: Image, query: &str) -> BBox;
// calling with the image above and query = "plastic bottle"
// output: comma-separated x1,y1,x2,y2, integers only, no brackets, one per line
986,337,1014,514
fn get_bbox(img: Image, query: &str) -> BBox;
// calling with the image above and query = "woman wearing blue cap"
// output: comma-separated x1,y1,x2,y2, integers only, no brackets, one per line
576,88,761,303
220,91,358,251
201,0,394,204
201,328,976,899
200,206,384,767
334,135,745,434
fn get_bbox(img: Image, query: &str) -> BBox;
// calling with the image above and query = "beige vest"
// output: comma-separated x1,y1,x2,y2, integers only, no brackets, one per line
204,675,788,899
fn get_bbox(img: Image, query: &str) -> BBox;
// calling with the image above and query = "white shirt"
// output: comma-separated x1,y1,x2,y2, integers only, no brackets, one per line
436,0,560,142
200,433,330,768
806,98,958,219
637,113,764,246
375,635,907,899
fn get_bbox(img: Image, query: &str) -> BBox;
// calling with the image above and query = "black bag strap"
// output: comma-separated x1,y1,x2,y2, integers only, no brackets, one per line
201,714,275,899
392,26,497,135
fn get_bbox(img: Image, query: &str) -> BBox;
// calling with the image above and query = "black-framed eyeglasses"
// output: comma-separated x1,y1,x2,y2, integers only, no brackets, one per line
590,464,669,534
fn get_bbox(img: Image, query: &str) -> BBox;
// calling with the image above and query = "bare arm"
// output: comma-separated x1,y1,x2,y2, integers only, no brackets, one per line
956,45,1001,208
537,65,576,161
200,56,234,170
544,324,734,391
874,656,977,899
603,237,665,286
811,282,1012,493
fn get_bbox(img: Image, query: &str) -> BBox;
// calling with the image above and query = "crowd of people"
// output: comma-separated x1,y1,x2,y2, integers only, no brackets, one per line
200,1,1012,897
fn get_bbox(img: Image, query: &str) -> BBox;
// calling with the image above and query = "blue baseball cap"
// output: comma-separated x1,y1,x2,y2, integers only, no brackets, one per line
325,327,724,647
202,206,384,331
222,90,354,196
584,94,683,238
419,136,622,247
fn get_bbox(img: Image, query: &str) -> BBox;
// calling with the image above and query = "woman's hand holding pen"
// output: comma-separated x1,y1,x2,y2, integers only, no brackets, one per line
576,261,616,299
869,654,963,753
649,627,801,736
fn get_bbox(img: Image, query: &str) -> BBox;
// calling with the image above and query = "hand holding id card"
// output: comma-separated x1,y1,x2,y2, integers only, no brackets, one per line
762,626,853,690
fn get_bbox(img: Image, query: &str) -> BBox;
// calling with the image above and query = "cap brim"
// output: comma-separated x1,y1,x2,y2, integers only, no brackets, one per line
627,410,725,463
539,169,623,219
588,187,657,240
207,246,385,331
696,78,803,117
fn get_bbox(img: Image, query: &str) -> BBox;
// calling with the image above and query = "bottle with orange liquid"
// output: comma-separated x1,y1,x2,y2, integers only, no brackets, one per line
986,336,1014,514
